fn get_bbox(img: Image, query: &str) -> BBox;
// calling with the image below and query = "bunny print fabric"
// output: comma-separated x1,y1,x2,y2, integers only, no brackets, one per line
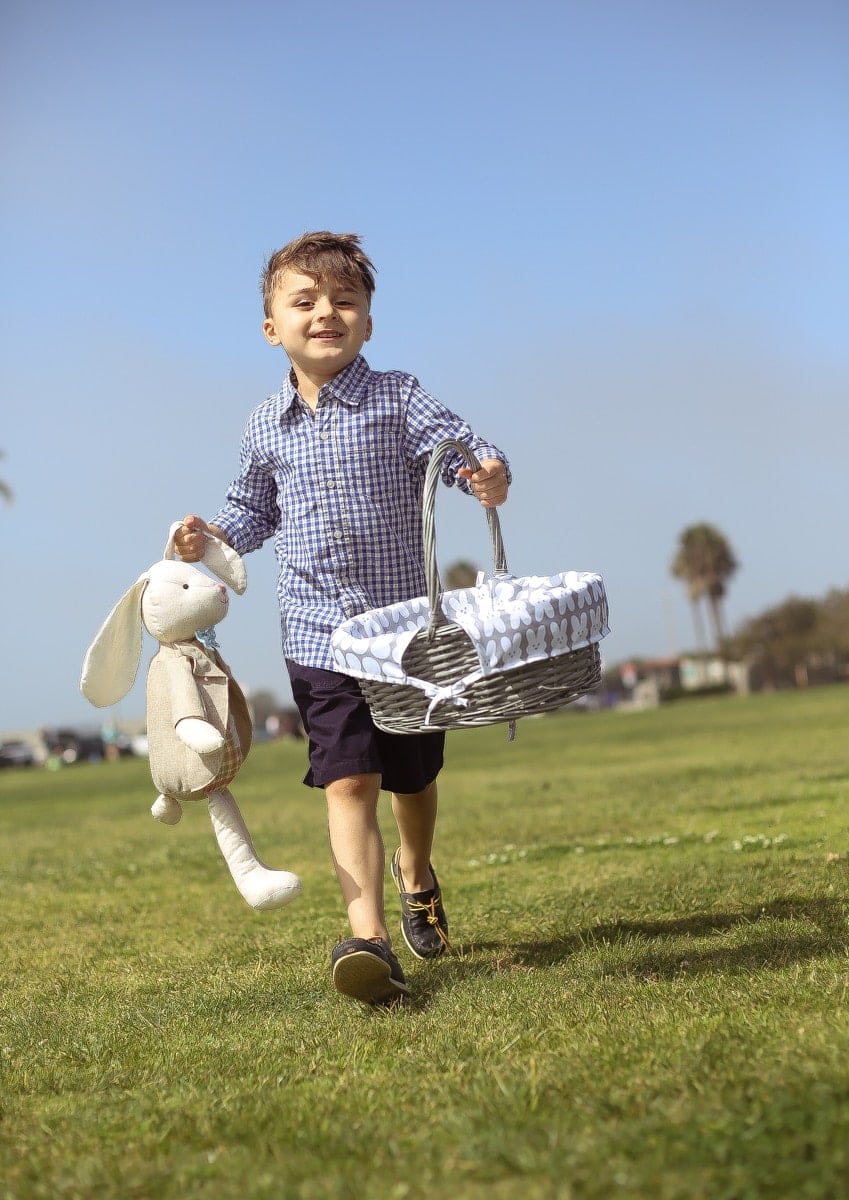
330,571,609,723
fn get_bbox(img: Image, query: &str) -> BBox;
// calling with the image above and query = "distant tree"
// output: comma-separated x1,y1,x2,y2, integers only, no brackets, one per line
817,588,849,657
443,559,479,589
246,689,280,728
730,596,820,687
727,586,849,689
676,573,708,653
671,523,738,651
0,451,12,505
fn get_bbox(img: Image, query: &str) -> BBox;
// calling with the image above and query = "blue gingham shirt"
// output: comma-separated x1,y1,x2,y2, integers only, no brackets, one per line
211,355,510,671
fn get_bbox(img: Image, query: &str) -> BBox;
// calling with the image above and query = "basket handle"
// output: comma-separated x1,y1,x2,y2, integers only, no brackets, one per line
423,439,509,639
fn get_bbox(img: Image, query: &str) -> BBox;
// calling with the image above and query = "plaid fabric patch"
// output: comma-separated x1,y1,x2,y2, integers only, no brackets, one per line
202,718,244,795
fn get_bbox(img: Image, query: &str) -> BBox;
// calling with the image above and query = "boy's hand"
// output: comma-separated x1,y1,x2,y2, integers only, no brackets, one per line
174,514,210,562
458,459,509,508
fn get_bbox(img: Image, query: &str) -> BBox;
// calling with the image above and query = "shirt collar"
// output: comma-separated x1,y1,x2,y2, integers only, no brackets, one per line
277,355,370,417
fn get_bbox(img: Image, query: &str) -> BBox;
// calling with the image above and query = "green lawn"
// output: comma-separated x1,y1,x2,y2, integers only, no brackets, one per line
2,687,849,1199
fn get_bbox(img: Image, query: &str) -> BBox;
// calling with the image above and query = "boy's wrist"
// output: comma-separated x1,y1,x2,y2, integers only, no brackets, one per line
207,523,230,547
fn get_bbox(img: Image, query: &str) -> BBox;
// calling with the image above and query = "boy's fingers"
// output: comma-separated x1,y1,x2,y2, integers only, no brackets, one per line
456,462,507,506
179,517,211,548
173,516,208,561
458,463,504,482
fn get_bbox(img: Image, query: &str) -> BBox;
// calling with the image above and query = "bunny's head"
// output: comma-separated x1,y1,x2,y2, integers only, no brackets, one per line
80,525,247,709
141,560,229,643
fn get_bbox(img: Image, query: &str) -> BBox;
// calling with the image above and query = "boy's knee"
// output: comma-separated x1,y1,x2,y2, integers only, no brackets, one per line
393,780,438,804
325,773,381,806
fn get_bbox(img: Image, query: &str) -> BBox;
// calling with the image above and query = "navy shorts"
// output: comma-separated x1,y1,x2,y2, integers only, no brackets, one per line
286,660,445,793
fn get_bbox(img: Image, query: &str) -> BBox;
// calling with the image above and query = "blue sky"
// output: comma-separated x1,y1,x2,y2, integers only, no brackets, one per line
2,0,847,733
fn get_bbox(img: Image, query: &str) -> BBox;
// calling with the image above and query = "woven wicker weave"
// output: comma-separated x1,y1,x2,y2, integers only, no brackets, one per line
356,438,605,735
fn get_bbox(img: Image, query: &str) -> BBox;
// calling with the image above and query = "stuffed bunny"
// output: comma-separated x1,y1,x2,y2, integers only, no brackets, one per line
80,524,301,911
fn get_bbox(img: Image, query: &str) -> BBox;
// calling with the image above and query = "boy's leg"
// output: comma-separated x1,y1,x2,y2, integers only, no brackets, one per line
325,771,409,1004
325,772,388,941
389,779,451,958
390,781,439,892
286,662,446,997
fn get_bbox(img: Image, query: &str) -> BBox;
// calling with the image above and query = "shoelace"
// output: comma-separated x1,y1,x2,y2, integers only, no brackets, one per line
405,893,452,949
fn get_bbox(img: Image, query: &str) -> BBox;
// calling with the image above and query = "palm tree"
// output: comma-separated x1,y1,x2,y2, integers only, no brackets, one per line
677,573,709,653
0,451,12,505
671,523,738,652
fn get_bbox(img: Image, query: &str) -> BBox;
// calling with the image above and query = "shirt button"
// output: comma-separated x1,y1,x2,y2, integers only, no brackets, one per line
327,480,336,489
334,531,343,540
320,432,331,441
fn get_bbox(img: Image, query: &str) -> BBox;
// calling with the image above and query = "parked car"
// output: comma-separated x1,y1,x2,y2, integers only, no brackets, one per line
0,740,36,768
42,728,105,764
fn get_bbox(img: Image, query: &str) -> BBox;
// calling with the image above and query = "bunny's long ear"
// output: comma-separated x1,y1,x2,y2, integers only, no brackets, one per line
80,575,149,707
201,534,247,595
163,521,247,595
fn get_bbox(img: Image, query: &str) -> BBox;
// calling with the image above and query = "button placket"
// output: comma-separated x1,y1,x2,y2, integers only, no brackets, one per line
316,414,351,588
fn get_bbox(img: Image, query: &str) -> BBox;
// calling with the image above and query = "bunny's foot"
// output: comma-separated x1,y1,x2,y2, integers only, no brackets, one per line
207,790,302,910
152,795,183,824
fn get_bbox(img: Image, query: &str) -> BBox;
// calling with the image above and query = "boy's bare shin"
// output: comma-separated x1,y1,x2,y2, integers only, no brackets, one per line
325,773,388,941
391,781,439,893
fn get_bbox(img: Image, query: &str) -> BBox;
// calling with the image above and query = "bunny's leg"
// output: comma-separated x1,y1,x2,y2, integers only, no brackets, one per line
207,789,302,910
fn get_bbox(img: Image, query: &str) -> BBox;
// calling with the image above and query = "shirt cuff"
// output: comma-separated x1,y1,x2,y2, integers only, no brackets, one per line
447,445,512,494
209,508,268,556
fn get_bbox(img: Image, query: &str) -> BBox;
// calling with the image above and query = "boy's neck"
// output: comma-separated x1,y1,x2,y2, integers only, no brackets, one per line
295,374,320,411
292,366,338,412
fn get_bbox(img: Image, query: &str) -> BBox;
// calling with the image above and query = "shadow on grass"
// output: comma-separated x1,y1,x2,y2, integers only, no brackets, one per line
408,895,849,1001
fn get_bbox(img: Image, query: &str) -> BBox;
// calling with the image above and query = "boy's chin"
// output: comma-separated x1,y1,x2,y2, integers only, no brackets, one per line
309,346,361,368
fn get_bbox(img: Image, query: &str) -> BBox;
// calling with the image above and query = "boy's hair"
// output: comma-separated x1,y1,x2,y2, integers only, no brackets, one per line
261,231,377,316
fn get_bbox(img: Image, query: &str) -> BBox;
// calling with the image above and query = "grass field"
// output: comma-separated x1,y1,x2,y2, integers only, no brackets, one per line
2,686,849,1199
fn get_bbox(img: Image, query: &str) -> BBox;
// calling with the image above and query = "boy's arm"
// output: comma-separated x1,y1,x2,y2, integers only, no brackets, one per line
401,377,511,504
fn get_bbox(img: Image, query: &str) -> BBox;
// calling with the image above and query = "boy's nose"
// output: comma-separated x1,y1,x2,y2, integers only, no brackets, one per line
313,296,335,318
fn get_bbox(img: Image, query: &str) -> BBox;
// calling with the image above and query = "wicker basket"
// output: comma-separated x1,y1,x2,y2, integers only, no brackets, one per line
331,438,609,735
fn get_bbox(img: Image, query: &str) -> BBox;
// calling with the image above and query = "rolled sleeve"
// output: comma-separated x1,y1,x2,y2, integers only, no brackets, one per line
401,377,511,495
210,430,280,554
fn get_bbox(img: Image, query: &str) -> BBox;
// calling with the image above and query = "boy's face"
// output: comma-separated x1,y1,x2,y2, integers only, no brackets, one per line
262,270,372,381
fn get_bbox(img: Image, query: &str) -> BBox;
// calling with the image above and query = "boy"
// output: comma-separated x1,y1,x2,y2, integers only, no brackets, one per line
175,232,509,1006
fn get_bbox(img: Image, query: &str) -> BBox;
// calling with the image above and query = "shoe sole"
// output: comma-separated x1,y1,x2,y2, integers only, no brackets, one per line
332,949,409,1005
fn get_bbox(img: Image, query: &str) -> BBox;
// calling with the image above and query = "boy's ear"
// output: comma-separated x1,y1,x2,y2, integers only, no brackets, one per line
365,314,373,342
262,318,281,346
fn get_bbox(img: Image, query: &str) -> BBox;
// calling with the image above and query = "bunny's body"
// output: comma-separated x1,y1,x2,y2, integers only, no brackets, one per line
147,639,250,801
81,528,301,911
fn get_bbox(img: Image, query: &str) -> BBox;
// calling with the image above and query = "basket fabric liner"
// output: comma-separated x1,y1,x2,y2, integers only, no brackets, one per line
331,570,609,725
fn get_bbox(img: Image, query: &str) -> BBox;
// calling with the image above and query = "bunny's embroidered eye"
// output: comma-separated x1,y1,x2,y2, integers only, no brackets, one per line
183,584,189,589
